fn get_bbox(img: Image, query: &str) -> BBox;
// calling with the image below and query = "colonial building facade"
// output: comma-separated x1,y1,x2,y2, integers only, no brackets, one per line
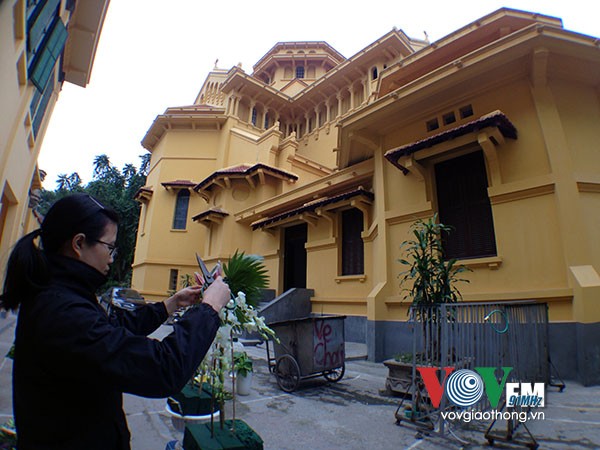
0,0,110,268
132,8,600,384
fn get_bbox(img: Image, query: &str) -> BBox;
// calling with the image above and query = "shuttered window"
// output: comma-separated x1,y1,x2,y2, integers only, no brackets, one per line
30,71,55,137
169,269,179,291
172,190,190,230
27,0,60,57
341,208,364,275
28,16,67,92
435,150,497,259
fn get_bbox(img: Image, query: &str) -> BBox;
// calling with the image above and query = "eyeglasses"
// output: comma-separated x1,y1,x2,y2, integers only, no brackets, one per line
92,239,118,258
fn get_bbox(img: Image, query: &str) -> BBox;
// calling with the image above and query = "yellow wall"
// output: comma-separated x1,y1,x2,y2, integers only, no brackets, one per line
0,0,108,276
133,15,600,332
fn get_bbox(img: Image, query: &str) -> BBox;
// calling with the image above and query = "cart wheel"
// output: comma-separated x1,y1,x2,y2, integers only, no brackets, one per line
324,363,345,382
275,355,300,392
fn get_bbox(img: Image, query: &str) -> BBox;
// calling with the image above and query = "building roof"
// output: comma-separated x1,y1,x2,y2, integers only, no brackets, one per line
252,187,373,230
194,163,298,193
378,8,563,96
141,105,227,151
252,41,346,75
161,180,196,189
384,110,517,172
62,0,111,87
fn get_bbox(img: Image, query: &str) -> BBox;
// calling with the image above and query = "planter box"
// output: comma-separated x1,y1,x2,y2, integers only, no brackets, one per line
168,383,219,416
183,419,263,450
382,359,419,396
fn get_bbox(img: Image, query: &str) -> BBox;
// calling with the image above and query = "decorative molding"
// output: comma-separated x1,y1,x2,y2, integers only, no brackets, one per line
577,182,600,193
310,297,368,304
385,203,434,226
361,221,378,242
305,237,337,252
488,176,555,204
457,255,503,270
334,274,367,284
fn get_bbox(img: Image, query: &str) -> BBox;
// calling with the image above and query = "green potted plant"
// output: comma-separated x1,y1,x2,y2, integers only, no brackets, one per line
176,250,276,450
384,215,470,395
233,351,254,396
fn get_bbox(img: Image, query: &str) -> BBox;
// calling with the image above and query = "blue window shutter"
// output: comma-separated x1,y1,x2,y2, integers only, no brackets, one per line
27,0,60,57
29,17,67,92
31,72,55,137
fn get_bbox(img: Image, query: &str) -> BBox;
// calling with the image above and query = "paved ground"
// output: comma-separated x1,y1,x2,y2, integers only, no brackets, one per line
2,312,600,449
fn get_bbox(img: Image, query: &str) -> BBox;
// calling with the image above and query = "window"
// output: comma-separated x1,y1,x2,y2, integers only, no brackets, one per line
27,0,60,58
341,208,364,275
30,71,54,137
443,112,456,125
435,150,497,259
28,15,67,92
460,104,474,119
296,66,304,79
264,112,269,129
426,118,439,132
169,269,179,291
251,107,257,126
371,67,378,80
172,190,190,229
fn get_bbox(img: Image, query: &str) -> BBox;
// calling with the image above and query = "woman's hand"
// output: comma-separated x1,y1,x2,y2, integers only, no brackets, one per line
201,276,231,313
163,277,230,315
164,285,203,315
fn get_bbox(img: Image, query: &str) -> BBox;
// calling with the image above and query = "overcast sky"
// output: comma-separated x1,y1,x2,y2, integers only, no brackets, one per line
38,0,599,188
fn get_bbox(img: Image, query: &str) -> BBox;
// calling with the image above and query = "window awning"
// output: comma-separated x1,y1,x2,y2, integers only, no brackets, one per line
194,163,298,195
252,187,374,230
161,180,196,190
384,110,517,173
134,186,153,202
192,207,229,226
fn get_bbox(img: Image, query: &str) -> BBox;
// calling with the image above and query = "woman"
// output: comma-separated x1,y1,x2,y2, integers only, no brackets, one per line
0,194,230,449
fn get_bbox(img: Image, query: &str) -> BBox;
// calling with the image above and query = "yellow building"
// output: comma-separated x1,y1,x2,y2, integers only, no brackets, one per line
0,0,109,267
133,8,600,384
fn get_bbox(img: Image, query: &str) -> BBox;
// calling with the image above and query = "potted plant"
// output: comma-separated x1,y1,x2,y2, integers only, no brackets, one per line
171,250,276,449
384,215,470,395
233,351,253,396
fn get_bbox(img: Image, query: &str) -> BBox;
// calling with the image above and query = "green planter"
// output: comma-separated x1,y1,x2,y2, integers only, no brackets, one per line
168,383,220,416
183,420,263,450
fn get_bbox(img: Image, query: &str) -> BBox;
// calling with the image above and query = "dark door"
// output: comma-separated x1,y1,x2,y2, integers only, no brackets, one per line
283,223,307,291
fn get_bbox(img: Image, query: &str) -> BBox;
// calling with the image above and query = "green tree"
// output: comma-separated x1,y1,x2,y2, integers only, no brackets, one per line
399,215,470,361
37,154,149,290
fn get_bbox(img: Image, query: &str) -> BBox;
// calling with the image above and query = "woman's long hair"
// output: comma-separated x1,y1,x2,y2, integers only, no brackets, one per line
0,194,119,310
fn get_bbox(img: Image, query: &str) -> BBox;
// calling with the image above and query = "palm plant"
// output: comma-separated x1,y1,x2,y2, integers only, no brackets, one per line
223,251,269,307
399,215,470,362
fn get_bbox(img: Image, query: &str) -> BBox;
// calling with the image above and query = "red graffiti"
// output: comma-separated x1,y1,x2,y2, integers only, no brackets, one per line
314,320,344,367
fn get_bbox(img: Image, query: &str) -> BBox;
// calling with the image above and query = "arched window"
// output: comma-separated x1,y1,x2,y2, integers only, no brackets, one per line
251,107,257,126
172,190,190,230
296,66,305,79
371,67,378,80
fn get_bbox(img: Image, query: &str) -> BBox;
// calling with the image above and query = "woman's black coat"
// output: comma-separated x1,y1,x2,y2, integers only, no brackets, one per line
13,255,220,449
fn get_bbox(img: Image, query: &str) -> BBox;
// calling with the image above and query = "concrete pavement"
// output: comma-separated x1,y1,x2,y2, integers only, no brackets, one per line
2,313,600,449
